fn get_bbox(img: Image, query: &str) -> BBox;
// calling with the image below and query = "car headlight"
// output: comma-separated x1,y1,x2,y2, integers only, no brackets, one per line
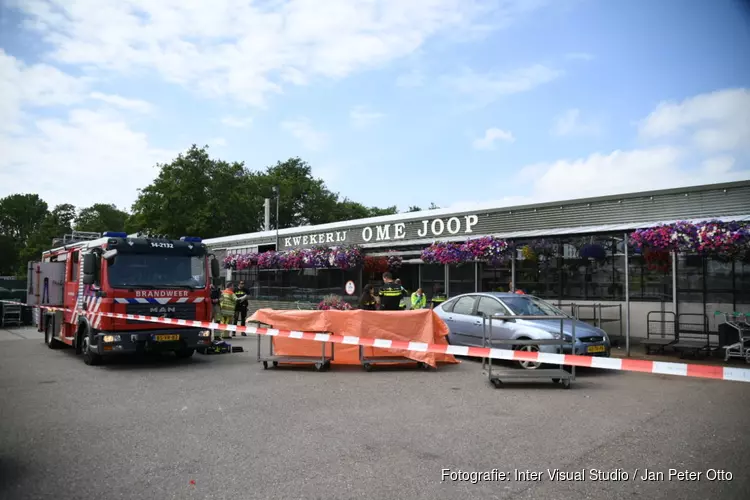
102,335,121,343
198,330,211,337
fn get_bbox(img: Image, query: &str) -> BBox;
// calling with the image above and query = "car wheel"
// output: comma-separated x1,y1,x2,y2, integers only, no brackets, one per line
515,343,542,370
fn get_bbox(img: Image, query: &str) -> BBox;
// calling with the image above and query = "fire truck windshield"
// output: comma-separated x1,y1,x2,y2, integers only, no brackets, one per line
107,254,206,289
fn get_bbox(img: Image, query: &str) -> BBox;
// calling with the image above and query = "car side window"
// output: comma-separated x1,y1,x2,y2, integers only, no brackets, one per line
440,299,456,312
476,297,507,317
451,296,476,315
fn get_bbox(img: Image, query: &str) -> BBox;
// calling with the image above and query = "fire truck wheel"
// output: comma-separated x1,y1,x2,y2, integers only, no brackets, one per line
81,335,103,366
44,319,63,349
174,348,195,359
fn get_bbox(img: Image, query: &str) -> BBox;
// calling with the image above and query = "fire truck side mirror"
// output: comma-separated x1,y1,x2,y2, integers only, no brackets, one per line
82,254,97,285
210,258,221,278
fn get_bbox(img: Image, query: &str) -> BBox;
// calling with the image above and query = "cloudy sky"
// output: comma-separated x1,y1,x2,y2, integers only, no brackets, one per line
1,0,749,213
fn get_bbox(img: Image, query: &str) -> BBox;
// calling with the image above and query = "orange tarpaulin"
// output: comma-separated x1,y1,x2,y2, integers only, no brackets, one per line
248,309,459,368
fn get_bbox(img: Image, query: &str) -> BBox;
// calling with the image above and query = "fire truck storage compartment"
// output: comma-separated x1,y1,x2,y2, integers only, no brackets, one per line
30,261,66,328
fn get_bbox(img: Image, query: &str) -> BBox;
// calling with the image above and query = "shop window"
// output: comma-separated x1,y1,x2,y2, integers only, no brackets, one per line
254,268,359,302
448,264,475,297
421,264,445,300
479,262,510,293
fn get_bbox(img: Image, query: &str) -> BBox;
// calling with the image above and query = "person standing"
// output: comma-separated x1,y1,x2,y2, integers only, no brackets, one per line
377,272,403,311
359,284,378,310
233,280,250,336
430,284,447,309
219,282,242,339
395,278,408,310
411,288,427,309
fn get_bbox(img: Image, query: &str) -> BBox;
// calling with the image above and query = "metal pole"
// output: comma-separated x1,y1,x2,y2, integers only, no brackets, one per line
475,261,478,292
624,232,631,356
275,191,280,250
511,252,516,292
671,250,678,316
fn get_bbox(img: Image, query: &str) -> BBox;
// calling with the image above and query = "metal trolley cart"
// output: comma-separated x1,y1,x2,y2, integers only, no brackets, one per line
481,314,576,389
358,345,429,372
717,311,750,363
254,321,335,372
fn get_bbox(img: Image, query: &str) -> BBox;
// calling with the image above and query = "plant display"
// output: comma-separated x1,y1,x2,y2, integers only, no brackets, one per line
421,236,510,265
317,294,353,311
363,252,403,274
579,243,606,261
630,220,750,259
222,245,364,270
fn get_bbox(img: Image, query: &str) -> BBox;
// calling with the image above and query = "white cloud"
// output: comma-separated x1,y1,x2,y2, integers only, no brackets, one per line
221,116,253,128
89,92,152,113
551,108,601,137
350,106,385,129
9,0,544,108
565,52,594,61
445,64,563,105
0,49,88,132
638,88,750,152
472,127,515,150
281,118,327,151
208,137,227,148
449,87,750,211
0,108,175,209
396,69,424,88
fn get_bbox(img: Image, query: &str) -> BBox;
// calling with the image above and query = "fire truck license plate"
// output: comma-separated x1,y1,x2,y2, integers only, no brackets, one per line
155,334,180,341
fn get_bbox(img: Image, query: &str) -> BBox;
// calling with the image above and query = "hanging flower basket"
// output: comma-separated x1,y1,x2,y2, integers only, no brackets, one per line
363,256,389,274
385,251,403,270
579,244,606,261
421,237,510,265
520,245,537,261
527,238,558,258
329,245,364,270
317,294,353,311
257,251,281,269
223,252,259,270
630,220,750,259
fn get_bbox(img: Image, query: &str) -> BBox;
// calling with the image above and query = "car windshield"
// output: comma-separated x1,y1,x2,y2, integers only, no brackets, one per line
107,254,206,289
501,296,565,317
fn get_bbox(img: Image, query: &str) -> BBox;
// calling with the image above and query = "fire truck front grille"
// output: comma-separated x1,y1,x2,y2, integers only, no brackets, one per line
124,303,197,324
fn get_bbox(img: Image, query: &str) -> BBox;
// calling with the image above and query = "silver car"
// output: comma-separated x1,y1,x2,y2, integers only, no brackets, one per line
433,292,611,369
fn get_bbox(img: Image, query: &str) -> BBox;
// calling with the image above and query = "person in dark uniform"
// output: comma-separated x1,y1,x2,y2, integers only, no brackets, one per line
233,280,250,335
395,279,408,310
430,284,447,309
377,272,403,311
210,283,222,322
359,284,378,310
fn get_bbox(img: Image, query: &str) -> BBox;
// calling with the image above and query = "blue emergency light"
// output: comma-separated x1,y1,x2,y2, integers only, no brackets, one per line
180,236,203,243
102,231,128,238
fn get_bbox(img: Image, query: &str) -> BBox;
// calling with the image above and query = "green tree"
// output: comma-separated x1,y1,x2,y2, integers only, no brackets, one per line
16,204,78,275
407,205,422,212
0,234,19,275
0,194,49,242
131,145,262,238
75,203,129,233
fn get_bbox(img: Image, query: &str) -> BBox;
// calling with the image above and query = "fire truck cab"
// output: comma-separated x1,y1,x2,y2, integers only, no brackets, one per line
38,231,221,365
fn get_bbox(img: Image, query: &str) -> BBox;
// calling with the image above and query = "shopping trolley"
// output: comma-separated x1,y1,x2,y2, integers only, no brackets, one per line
715,311,750,363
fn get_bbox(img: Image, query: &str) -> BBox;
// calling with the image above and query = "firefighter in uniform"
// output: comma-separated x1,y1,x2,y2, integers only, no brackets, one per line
377,272,403,311
219,282,244,339
430,284,447,309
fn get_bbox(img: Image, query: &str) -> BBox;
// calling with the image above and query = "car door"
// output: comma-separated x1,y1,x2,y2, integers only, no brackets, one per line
443,295,479,346
473,296,514,345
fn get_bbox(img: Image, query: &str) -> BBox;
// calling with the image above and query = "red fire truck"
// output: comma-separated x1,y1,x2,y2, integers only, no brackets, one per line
35,231,221,365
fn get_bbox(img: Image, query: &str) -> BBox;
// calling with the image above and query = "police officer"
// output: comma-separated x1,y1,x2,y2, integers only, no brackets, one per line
377,272,403,311
233,280,250,335
430,284,447,309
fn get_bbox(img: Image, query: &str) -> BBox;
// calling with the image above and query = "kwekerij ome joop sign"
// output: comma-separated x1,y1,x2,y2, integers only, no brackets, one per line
282,214,480,249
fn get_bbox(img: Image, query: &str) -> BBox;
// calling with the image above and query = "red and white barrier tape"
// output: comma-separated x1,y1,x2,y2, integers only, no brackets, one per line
2,300,749,383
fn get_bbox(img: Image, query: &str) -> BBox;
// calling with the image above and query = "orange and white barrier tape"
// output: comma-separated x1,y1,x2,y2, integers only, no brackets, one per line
2,300,749,383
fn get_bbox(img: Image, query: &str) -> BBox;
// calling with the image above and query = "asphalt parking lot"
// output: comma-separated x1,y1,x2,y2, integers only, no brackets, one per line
1,327,749,500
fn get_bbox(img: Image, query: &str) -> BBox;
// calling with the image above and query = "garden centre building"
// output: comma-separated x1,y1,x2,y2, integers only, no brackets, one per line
204,180,750,342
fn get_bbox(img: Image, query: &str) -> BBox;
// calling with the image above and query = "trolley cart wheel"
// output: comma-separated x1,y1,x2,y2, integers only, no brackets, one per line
490,379,502,389
262,361,268,369
273,361,279,367
314,362,325,372
561,379,572,389
363,362,373,372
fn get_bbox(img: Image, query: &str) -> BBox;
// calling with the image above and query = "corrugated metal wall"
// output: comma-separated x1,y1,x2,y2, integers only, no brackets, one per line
207,183,750,250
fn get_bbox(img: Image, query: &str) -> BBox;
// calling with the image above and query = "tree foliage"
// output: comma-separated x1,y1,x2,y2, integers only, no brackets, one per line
0,145,405,277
